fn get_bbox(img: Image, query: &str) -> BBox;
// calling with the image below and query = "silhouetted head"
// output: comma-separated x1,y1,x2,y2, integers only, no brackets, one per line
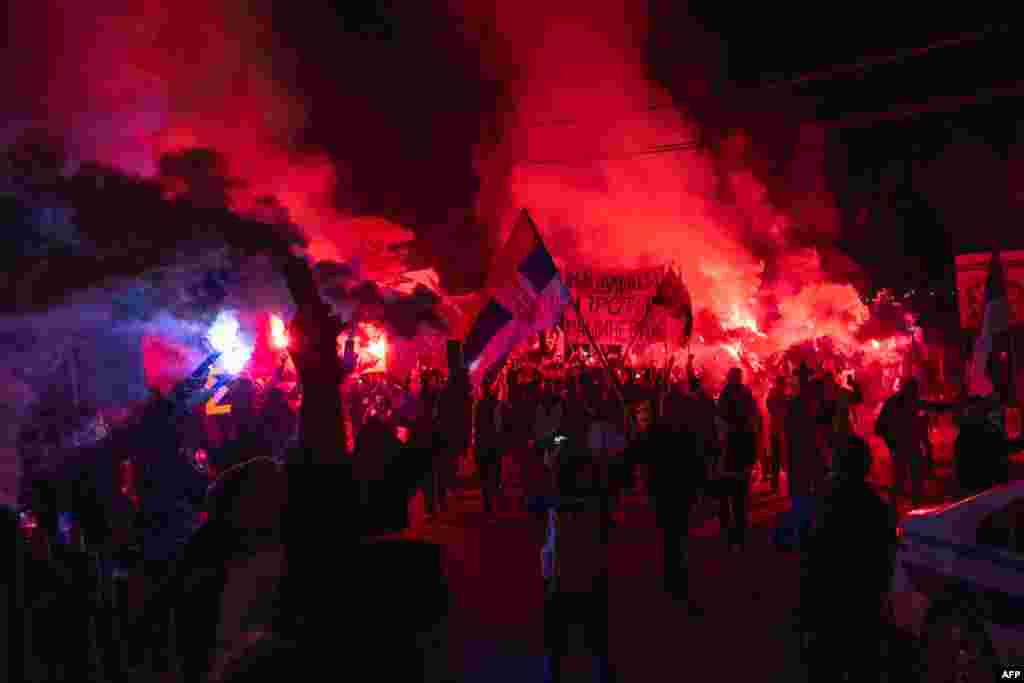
836,435,873,482
901,377,920,402
794,362,813,385
727,367,742,386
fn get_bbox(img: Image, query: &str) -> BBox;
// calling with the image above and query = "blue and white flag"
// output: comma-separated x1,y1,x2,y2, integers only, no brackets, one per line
463,210,572,385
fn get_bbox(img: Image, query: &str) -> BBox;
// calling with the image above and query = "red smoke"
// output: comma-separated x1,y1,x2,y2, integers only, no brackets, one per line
19,1,923,398
455,0,918,397
25,0,416,272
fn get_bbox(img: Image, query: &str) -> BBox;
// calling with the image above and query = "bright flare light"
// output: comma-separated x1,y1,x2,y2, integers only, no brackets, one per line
207,311,253,374
367,336,388,362
337,321,389,374
270,314,289,349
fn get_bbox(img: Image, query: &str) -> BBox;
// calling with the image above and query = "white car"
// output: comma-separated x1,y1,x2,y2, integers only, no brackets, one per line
890,481,1024,681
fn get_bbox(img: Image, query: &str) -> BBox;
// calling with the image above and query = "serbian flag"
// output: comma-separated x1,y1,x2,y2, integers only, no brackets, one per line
649,264,694,346
969,249,1012,397
463,210,572,385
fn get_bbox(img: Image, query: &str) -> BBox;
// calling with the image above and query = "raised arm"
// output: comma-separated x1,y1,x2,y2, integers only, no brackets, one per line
279,253,351,464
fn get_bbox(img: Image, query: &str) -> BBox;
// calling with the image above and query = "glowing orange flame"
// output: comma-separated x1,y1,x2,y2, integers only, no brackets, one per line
367,336,388,362
338,322,389,374
269,314,289,349
724,305,766,337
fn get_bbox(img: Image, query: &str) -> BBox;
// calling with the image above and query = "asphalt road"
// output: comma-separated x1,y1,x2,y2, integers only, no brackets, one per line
404,473,920,683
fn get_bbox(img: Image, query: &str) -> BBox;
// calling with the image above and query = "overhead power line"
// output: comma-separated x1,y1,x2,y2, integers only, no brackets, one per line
759,26,1006,90
817,83,1024,130
517,140,700,166
515,26,1007,132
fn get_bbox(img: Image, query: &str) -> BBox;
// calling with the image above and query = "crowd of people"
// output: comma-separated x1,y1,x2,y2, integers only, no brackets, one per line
10,251,1024,682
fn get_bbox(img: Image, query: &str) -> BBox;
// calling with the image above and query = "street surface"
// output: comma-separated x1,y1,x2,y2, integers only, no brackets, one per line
402,445,940,683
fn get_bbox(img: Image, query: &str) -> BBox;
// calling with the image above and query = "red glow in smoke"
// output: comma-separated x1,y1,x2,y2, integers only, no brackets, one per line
28,1,925,399
450,1,924,399
339,322,389,375
269,314,289,350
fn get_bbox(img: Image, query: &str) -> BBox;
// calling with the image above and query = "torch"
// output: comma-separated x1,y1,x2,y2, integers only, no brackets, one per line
269,314,292,381
342,318,357,374
207,311,254,375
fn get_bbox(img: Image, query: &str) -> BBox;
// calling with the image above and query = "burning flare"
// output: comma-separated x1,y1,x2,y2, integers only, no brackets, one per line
269,314,289,350
207,311,253,374
338,321,389,374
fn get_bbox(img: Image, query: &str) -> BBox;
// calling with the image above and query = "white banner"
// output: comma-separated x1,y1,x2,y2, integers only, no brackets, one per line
561,266,667,346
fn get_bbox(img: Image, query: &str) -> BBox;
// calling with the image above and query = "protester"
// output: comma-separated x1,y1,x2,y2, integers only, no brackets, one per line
535,381,565,455
126,395,212,677
536,445,619,683
876,378,938,508
766,375,788,493
434,366,472,515
954,395,1024,496
716,367,761,552
804,434,897,682
259,385,297,463
630,406,706,616
784,362,826,549
475,379,504,514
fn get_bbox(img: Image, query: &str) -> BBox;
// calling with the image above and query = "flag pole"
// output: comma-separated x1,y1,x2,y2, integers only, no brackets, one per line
624,301,653,361
624,263,672,361
520,209,627,408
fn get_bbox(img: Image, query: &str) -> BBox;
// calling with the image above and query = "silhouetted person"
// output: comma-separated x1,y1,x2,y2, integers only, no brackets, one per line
259,386,297,463
633,412,706,616
786,363,825,547
434,370,472,514
475,381,504,514
875,378,934,507
805,435,896,682
954,395,1024,496
716,367,761,551
536,436,619,683
766,375,788,493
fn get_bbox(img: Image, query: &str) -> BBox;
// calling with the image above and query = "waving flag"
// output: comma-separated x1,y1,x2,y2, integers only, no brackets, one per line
463,210,572,385
649,264,694,346
970,250,1012,397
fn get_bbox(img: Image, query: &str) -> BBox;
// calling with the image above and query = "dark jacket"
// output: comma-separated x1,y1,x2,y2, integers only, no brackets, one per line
475,396,502,453
786,392,824,496
808,479,896,612
719,384,760,473
624,423,705,502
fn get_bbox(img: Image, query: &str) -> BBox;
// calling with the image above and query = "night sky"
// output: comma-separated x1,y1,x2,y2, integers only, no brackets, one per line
269,4,1021,298
3,2,1021,330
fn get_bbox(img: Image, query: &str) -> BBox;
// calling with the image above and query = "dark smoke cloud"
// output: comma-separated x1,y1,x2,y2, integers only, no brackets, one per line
316,262,448,339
